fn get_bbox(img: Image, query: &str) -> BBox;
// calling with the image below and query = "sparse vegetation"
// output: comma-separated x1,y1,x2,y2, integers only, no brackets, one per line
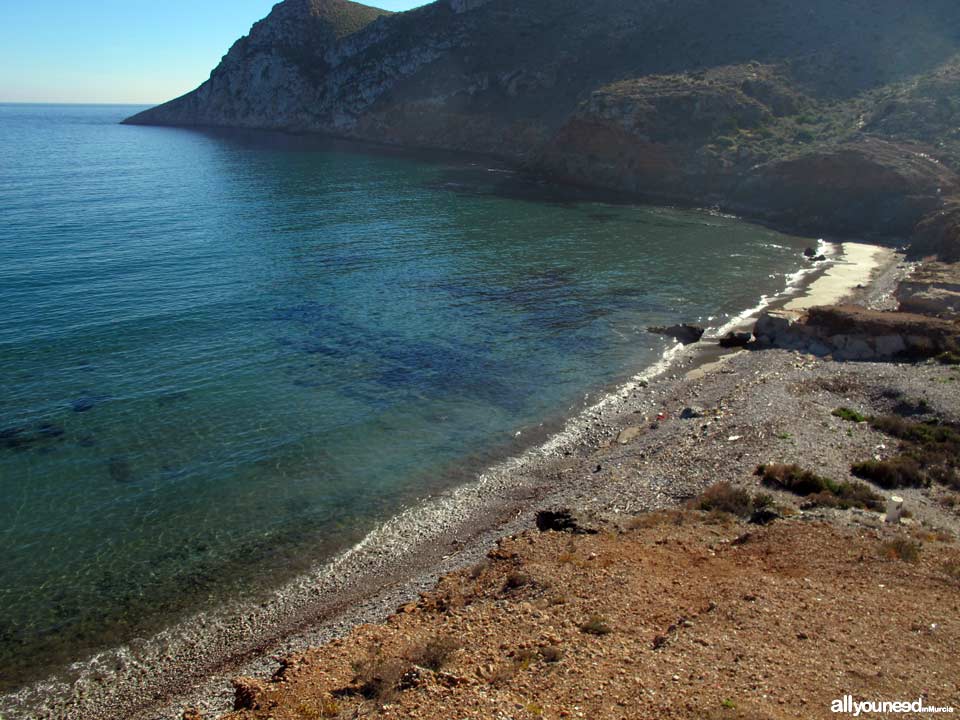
580,615,613,636
880,537,921,563
540,645,563,663
756,463,833,495
849,415,960,490
350,652,406,701
693,483,754,518
943,560,960,582
406,636,460,671
851,457,925,489
757,463,884,510
833,407,868,423
504,572,532,591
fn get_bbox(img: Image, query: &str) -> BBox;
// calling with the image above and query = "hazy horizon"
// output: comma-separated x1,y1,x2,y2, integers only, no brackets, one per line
0,0,427,105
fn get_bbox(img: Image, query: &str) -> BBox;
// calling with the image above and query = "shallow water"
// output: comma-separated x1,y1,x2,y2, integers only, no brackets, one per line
0,103,812,690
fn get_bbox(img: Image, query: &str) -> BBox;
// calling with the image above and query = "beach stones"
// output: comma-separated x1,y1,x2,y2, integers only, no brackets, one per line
617,426,643,444
648,323,705,345
680,406,705,420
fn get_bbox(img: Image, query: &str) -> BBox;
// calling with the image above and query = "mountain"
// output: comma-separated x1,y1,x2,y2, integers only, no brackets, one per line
126,0,960,256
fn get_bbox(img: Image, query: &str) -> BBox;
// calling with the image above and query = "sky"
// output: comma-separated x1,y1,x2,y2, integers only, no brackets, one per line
0,0,426,104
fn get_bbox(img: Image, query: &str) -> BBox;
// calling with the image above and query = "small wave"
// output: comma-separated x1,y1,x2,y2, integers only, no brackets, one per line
706,240,838,339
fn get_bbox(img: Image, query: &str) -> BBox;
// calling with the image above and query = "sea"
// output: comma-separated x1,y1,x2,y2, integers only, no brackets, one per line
0,103,815,695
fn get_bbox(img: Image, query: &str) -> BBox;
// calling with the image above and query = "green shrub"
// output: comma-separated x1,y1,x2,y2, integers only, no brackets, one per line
833,407,868,423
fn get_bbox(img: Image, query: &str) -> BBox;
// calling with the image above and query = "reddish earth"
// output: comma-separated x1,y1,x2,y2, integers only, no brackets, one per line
207,514,960,720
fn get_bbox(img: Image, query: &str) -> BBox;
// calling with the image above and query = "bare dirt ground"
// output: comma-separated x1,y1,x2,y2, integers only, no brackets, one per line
215,513,960,720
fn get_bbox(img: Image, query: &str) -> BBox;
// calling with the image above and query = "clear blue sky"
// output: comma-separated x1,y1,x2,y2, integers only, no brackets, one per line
0,0,426,104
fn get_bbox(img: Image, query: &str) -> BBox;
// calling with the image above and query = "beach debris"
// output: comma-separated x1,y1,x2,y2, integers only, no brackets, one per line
535,509,598,534
647,323,705,345
718,331,752,348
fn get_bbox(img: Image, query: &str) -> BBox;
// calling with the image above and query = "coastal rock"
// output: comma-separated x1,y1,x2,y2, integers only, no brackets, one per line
718,331,752,348
680,407,705,420
648,324,705,345
734,139,956,238
896,262,960,318
753,305,960,360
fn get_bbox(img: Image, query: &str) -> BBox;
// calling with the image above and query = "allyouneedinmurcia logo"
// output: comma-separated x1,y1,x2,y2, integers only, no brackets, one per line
832,696,955,716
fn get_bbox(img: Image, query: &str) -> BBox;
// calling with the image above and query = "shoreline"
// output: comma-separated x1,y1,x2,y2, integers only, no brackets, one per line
0,239,903,720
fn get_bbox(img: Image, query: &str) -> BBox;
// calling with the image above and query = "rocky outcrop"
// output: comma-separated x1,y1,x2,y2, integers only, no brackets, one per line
648,324,705,345
735,139,956,238
754,305,959,360
897,262,960,318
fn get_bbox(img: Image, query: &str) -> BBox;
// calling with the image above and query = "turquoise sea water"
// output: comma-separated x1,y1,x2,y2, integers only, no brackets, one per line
0,104,812,690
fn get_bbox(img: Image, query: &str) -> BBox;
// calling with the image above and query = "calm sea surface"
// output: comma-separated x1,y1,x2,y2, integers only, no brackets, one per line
0,103,811,690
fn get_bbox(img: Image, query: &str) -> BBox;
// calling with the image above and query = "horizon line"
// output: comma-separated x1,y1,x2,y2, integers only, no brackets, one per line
0,101,157,106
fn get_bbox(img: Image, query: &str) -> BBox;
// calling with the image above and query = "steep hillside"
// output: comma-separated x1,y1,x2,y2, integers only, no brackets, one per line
127,0,960,253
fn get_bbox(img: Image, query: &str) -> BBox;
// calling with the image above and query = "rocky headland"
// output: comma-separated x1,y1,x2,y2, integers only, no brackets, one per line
125,0,960,258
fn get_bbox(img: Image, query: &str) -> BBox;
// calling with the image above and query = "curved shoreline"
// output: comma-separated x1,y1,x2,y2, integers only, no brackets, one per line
0,239,901,720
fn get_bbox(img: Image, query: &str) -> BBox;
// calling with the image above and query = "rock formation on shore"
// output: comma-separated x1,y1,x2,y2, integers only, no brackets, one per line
127,0,960,255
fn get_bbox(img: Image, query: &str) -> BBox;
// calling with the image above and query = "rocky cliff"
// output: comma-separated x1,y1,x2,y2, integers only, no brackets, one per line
127,0,960,254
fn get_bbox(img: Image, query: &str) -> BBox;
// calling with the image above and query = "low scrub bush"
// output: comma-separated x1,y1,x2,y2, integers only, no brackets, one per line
756,463,834,495
880,537,921,563
833,407,867,423
759,464,883,510
580,615,613,636
693,483,754,517
406,636,460,671
852,457,926,489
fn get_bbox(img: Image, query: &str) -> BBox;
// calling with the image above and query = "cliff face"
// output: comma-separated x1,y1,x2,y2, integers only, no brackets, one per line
127,0,960,251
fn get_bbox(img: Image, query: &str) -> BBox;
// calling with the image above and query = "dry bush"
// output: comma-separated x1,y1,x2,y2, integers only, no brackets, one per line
580,614,613,635
880,537,922,563
852,457,926,489
405,635,460,671
693,483,753,518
